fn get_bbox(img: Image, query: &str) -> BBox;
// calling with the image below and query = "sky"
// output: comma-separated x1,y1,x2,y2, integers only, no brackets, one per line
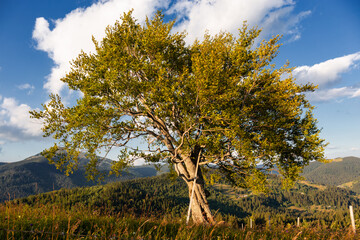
0,0,359,162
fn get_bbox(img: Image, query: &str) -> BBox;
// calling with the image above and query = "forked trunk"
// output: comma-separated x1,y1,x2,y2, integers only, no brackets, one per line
185,176,215,224
175,149,215,225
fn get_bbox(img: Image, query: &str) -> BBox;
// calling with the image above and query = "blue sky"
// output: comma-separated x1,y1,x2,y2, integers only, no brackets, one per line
0,0,359,162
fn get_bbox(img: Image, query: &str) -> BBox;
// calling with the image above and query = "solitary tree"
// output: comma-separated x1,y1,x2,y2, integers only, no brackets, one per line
31,11,326,224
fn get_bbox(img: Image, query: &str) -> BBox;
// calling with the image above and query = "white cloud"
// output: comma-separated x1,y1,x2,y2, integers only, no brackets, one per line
352,89,360,98
33,0,310,96
259,6,310,43
306,87,360,102
17,83,35,95
0,97,43,141
32,0,169,95
17,83,34,90
168,0,309,43
293,52,360,102
294,52,360,88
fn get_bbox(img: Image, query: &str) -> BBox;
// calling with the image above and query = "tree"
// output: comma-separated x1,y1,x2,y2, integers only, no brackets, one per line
31,11,326,224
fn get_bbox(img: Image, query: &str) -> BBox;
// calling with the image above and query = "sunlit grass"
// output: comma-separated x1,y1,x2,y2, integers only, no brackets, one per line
0,200,357,240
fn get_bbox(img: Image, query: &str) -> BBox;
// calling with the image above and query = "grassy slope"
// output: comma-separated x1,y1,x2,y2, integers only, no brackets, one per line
2,201,354,240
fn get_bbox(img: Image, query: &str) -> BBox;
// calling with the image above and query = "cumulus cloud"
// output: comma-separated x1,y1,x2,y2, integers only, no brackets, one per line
168,0,309,43
32,0,169,95
33,0,310,96
306,87,360,102
294,52,360,88
0,97,43,141
17,83,35,95
292,52,360,102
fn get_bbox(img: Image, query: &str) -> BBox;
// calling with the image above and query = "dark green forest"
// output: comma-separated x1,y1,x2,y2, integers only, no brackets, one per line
12,173,360,229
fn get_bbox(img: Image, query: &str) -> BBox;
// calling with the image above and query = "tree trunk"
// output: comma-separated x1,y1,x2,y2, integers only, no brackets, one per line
185,175,215,224
175,150,215,225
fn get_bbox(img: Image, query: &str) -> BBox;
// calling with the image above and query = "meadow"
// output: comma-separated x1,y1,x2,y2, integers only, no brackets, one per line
1,201,357,240
1,174,360,239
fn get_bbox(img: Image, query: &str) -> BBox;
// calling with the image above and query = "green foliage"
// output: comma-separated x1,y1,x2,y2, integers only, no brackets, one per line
31,10,326,193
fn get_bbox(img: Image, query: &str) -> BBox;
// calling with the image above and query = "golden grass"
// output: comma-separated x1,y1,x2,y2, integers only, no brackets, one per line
330,158,344,162
338,181,357,188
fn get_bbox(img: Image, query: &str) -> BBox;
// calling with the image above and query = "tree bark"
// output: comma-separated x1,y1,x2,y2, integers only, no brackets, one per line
175,150,215,225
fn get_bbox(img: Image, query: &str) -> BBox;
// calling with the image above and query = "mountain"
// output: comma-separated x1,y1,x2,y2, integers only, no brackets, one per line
4,152,360,203
0,152,157,202
301,156,360,192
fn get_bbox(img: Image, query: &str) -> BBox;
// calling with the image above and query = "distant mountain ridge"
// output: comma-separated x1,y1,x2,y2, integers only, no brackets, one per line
2,152,360,203
0,152,158,202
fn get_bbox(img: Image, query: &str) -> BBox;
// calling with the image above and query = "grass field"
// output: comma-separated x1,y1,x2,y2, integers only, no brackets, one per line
1,200,358,240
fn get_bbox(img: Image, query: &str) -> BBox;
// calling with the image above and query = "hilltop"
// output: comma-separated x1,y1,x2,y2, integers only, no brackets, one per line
301,156,360,193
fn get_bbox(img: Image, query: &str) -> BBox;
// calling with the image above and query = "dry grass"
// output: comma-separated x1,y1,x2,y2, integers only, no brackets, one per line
330,158,344,162
0,200,357,240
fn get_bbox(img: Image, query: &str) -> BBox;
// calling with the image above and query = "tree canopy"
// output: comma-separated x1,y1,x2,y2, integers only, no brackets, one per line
31,11,326,224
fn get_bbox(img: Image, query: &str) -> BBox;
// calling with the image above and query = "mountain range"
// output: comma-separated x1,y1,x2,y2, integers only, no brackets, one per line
0,152,158,202
2,152,360,203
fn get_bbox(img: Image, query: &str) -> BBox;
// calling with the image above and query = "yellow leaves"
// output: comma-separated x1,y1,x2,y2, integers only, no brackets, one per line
244,169,269,193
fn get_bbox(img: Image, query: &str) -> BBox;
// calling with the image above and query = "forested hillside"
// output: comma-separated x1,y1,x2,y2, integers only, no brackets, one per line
14,174,360,228
0,152,157,202
3,154,360,204
302,157,360,193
